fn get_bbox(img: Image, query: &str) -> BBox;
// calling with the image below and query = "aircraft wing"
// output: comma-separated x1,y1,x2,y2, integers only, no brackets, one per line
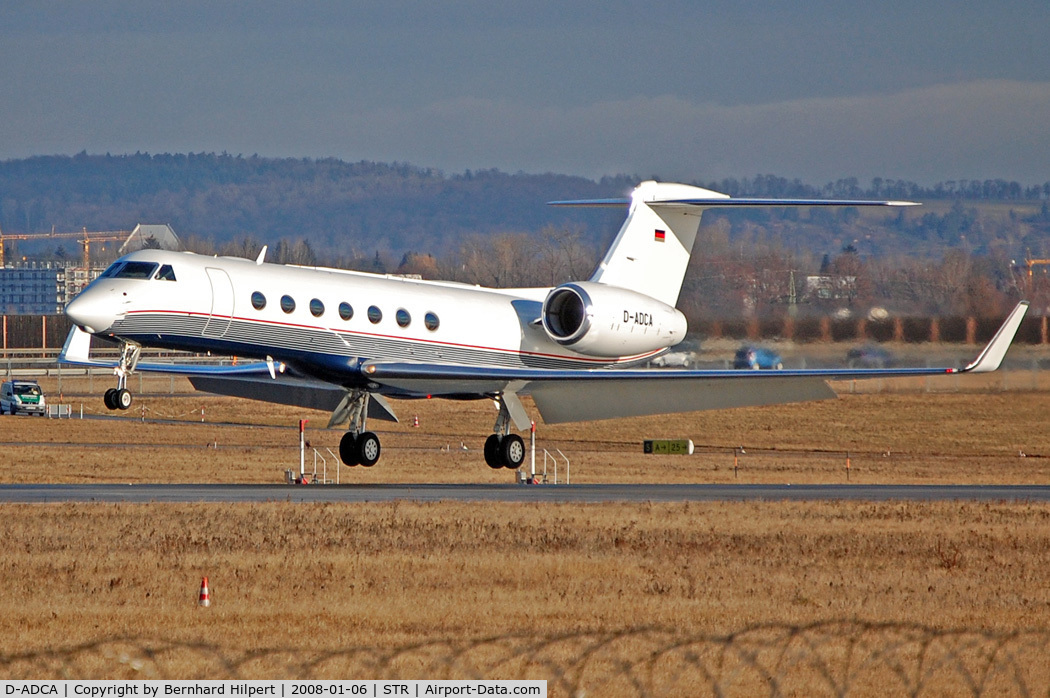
58,302,1028,426
362,301,1029,424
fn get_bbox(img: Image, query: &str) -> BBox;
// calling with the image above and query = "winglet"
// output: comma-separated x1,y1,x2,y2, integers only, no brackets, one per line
961,301,1029,373
58,326,108,366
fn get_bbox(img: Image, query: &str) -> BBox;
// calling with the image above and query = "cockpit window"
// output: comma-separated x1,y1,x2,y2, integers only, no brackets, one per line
99,262,125,278
112,262,159,279
154,264,176,281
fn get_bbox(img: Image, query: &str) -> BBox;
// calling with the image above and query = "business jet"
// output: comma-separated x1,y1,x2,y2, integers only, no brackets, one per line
60,181,1029,470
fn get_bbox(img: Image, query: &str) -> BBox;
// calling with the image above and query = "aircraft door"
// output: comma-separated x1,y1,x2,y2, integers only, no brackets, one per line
203,267,235,338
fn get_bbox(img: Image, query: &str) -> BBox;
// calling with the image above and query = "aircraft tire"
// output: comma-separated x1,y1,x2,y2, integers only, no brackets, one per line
103,388,118,411
116,388,133,410
356,431,381,467
339,432,359,466
500,434,526,470
484,434,503,469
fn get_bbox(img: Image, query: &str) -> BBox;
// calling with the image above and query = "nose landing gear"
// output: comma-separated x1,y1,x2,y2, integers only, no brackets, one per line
103,342,141,411
103,386,132,410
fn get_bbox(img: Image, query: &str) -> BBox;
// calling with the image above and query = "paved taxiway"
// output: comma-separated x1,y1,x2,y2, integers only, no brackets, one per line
4,483,1050,503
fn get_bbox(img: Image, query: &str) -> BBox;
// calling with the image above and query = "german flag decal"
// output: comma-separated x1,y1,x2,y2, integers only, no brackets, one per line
654,229,666,242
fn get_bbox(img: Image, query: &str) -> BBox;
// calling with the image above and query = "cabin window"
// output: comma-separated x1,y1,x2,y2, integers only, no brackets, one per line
112,261,158,279
251,292,266,310
424,312,440,331
367,305,382,324
338,302,353,321
154,264,176,281
281,295,296,314
396,308,411,328
309,298,325,317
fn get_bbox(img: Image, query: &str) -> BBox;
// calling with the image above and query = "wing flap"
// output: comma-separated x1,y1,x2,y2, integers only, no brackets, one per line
188,375,346,412
188,375,398,423
529,376,837,423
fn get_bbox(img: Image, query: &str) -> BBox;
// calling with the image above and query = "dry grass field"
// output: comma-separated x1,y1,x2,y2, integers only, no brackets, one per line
3,500,1050,688
3,371,1050,689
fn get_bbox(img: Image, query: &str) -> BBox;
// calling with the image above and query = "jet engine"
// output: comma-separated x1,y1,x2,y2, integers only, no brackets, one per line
541,282,687,358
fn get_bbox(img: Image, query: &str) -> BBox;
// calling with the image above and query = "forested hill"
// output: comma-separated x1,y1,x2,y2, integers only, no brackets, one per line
0,153,632,258
1,152,1049,265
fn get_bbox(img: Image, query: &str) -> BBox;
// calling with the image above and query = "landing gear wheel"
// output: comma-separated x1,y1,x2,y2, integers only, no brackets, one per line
339,432,359,466
500,434,526,469
103,388,118,411
356,431,381,467
116,388,132,410
484,434,503,469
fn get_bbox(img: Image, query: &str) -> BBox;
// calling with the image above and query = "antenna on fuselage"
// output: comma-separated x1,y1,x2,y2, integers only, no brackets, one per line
255,245,268,265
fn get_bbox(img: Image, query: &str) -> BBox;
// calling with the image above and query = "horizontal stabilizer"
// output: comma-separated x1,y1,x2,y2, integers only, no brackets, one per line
551,197,919,208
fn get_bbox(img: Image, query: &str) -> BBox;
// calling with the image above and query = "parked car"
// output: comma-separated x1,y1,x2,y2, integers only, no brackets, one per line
734,346,783,370
0,380,46,416
846,345,894,368
650,351,697,368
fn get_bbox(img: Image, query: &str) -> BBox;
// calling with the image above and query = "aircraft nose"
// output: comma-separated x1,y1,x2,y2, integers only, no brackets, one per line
65,292,119,334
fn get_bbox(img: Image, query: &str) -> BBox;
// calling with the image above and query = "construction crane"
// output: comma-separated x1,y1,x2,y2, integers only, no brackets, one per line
1026,256,1050,278
0,226,132,268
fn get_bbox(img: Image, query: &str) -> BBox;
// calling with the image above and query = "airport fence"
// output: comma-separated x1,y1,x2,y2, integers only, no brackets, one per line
3,621,1049,695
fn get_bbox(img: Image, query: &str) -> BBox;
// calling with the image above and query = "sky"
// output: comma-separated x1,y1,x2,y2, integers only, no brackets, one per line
1,1,1049,185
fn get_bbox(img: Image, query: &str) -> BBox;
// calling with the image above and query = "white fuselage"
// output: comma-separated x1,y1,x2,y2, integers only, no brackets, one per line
65,250,675,387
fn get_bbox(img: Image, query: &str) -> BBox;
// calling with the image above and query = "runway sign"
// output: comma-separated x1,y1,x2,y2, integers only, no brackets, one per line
643,439,694,455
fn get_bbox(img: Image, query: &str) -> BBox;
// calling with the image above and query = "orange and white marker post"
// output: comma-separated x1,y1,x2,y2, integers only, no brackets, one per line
198,577,211,607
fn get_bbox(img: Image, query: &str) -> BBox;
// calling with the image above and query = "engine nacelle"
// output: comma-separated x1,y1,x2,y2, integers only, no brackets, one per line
541,282,687,358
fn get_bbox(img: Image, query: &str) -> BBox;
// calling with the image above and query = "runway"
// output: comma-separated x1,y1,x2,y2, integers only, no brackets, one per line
4,483,1050,503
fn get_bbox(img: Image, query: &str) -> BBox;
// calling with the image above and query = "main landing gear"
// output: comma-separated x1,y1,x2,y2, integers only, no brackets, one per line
337,390,381,467
103,342,141,411
484,395,527,470
329,389,529,471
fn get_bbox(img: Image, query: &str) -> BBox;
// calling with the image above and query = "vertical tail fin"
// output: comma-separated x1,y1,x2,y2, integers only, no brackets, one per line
550,180,917,307
590,181,720,306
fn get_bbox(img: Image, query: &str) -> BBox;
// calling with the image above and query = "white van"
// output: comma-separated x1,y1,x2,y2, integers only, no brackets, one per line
0,380,46,416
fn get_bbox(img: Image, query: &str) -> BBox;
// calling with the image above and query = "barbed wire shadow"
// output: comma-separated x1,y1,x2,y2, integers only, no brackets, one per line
2,621,1049,696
